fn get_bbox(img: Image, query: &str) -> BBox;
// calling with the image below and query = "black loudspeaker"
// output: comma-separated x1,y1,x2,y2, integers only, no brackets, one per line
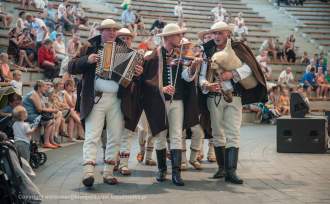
290,92,309,118
277,116,328,153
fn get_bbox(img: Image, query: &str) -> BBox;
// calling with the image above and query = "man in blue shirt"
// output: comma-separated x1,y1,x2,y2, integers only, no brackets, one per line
121,6,136,32
302,67,317,98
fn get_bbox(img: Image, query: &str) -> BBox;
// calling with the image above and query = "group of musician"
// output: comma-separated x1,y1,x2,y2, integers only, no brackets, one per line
68,18,268,187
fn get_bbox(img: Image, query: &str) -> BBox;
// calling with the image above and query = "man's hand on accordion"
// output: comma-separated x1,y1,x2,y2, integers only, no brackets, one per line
88,54,98,64
134,64,144,77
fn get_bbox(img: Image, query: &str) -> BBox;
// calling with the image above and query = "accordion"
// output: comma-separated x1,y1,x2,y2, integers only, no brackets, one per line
96,41,144,88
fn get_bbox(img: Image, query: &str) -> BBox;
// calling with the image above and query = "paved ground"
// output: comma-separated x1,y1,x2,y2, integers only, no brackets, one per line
31,124,330,204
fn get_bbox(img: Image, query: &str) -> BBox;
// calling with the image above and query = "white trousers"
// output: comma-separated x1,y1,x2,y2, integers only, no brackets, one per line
155,100,184,150
207,96,242,148
182,124,204,151
83,93,123,164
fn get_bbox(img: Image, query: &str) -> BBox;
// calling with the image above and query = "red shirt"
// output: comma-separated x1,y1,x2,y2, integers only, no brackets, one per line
38,45,55,65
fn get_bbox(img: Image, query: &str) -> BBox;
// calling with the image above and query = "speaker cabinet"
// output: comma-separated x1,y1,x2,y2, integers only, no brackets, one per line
277,116,328,153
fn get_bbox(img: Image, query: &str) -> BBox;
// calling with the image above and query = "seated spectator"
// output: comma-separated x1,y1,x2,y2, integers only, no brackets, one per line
177,18,186,29
38,39,59,79
174,1,184,21
63,5,76,33
67,33,81,58
32,0,46,9
133,10,146,35
275,38,285,62
301,66,317,98
310,53,319,68
12,105,38,162
121,6,136,32
23,80,58,148
259,38,276,61
300,51,310,65
63,79,84,141
150,16,166,33
10,70,23,96
49,25,63,42
0,93,22,117
234,23,248,40
58,0,69,29
21,0,33,9
278,67,295,88
284,37,296,63
211,3,226,22
16,28,35,67
16,11,27,32
43,3,57,32
234,12,245,26
0,3,13,28
0,53,13,82
88,22,99,38
319,52,328,73
315,67,328,98
257,51,273,83
53,34,66,61
269,85,281,108
276,88,290,116
7,28,20,60
26,14,49,52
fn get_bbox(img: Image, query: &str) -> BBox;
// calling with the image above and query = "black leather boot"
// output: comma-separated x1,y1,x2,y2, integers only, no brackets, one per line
170,149,185,186
225,147,243,184
213,146,225,179
156,149,167,182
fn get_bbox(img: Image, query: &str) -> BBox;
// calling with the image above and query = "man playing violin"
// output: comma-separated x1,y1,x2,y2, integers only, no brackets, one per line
142,23,202,186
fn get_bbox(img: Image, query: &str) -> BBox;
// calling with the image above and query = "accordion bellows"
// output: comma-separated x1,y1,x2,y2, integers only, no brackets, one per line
96,41,143,88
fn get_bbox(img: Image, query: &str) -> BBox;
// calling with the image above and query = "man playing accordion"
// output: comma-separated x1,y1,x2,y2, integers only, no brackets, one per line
68,19,143,187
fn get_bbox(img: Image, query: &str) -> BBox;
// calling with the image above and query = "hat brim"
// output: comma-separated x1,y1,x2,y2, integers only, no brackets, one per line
156,28,187,37
116,32,134,38
208,25,235,34
197,30,210,40
96,24,121,30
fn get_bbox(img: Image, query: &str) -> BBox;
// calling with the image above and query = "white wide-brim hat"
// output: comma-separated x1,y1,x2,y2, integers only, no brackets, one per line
208,21,235,33
156,23,187,37
116,28,134,37
97,19,121,30
197,29,210,40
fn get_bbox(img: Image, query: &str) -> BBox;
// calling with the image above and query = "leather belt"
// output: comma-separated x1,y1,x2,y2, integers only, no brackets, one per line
208,92,241,97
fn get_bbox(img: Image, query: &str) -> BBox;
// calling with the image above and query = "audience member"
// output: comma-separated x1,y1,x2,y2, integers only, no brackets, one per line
0,3,13,28
301,66,317,98
38,39,59,79
174,1,184,21
26,14,49,52
53,34,66,61
0,93,22,117
211,3,226,22
150,16,166,32
12,105,38,161
16,28,35,67
121,6,136,32
23,80,58,148
278,67,295,87
0,53,13,82
300,51,310,65
315,67,328,98
10,70,23,95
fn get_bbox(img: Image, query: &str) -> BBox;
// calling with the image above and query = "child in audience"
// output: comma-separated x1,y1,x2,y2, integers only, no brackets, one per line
12,105,37,161
0,53,13,82
276,88,290,116
10,70,23,95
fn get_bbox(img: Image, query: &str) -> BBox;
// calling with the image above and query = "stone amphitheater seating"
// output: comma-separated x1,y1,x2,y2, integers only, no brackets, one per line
281,0,330,53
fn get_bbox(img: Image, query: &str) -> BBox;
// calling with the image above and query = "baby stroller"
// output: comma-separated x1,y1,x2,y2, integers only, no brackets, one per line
0,87,16,139
260,103,279,124
0,131,42,204
29,141,47,169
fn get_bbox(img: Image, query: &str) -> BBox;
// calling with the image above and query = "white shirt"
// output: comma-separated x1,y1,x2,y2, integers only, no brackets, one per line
174,5,183,17
278,70,294,84
199,52,252,94
31,18,47,42
95,78,119,93
13,121,32,144
53,40,66,55
10,80,23,95
57,3,66,19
